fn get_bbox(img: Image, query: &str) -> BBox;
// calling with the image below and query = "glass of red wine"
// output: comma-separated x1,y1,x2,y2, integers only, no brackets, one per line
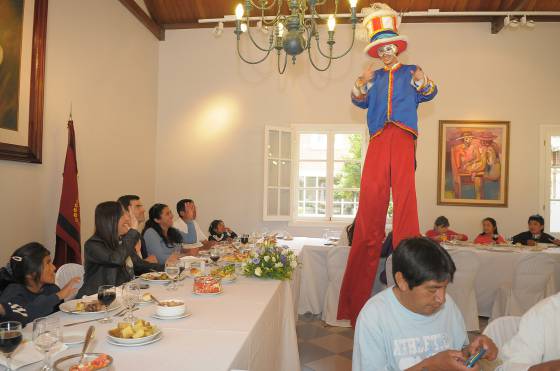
0,321,22,371
209,247,220,266
98,285,116,323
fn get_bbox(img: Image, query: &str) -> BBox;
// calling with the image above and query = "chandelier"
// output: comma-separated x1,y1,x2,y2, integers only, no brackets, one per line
234,0,358,74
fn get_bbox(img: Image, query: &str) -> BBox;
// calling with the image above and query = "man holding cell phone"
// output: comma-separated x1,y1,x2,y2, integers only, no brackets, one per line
353,237,497,371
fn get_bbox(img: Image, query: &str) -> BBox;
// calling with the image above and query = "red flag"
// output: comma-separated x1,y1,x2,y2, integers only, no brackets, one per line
54,119,81,266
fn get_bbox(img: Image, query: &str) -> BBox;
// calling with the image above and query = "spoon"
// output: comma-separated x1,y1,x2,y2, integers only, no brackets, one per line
150,295,163,306
79,326,95,365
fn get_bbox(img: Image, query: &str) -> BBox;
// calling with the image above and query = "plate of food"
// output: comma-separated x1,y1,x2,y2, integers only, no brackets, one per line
139,272,172,283
186,266,204,278
60,299,121,315
221,252,249,263
193,276,223,295
210,265,237,283
54,353,112,371
107,320,161,346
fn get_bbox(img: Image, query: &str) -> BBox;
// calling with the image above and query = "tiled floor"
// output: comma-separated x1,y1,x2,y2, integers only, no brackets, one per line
297,314,490,371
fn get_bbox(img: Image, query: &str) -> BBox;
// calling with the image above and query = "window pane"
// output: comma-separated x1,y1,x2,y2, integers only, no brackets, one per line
281,132,291,159
267,188,278,215
334,161,361,189
280,160,290,187
299,162,327,187
268,159,278,187
299,134,327,160
305,190,316,202
268,130,279,158
333,190,359,217
335,133,362,161
279,189,290,216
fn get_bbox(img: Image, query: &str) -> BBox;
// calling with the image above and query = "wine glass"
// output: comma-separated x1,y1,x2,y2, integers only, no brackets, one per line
122,282,140,323
97,285,116,323
0,321,22,371
322,229,330,240
32,317,61,371
209,247,220,266
240,234,249,245
165,261,180,291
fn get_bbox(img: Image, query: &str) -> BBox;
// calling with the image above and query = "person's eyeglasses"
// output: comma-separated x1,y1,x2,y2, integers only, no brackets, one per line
377,44,397,57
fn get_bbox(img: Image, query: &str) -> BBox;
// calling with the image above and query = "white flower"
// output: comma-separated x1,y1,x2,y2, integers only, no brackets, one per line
281,249,289,255
255,267,262,276
290,260,298,268
274,262,283,268
241,262,247,268
272,256,276,263
263,256,270,262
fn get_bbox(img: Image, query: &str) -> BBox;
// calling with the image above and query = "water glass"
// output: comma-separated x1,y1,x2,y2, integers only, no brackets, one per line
165,261,180,291
122,282,140,322
32,317,61,371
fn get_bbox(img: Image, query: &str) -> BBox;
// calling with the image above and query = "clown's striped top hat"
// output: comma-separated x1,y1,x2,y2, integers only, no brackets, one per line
362,3,408,58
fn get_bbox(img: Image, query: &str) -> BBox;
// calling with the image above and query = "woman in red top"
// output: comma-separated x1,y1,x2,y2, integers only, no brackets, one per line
474,217,506,245
425,216,468,242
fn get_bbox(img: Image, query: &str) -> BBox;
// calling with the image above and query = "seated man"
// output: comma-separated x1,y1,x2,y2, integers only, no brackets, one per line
354,237,497,371
511,214,560,246
498,292,560,371
117,194,158,263
174,199,214,250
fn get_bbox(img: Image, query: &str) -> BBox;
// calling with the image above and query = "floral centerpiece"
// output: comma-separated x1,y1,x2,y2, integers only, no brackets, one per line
242,237,299,280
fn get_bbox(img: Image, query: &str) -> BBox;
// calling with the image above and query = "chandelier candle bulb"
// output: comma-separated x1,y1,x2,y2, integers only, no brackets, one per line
327,15,336,31
240,23,248,32
235,4,244,20
349,0,358,8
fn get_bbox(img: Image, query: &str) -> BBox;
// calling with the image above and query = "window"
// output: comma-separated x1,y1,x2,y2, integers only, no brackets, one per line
541,126,560,233
293,125,366,223
263,127,292,220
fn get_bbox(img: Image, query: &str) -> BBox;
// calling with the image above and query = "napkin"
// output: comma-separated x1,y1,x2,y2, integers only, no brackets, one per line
0,341,67,370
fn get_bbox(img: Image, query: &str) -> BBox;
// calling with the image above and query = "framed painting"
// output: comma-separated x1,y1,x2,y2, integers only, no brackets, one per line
437,120,510,207
0,0,47,163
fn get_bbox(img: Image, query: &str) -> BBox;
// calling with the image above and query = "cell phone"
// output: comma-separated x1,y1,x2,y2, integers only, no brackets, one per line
465,348,486,368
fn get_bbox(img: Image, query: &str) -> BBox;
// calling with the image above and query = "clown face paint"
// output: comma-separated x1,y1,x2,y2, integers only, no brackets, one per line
377,44,397,58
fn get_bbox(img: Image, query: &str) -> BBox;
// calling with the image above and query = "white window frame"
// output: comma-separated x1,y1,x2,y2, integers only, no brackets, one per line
263,126,292,221
290,124,368,227
539,125,560,234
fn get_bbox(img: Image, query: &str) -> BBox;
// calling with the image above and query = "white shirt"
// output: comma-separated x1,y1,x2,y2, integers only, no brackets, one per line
498,293,560,371
173,218,207,242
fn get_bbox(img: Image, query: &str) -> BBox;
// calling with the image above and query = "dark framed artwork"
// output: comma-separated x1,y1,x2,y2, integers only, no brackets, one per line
0,0,47,163
437,120,510,207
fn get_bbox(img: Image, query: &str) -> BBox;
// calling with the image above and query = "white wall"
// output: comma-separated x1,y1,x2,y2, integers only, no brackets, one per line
0,0,158,262
156,22,560,240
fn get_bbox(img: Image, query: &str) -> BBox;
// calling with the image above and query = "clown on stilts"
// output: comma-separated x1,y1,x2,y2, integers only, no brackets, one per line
338,3,438,326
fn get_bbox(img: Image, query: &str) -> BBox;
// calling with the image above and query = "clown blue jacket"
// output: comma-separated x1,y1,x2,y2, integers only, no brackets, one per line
351,63,437,138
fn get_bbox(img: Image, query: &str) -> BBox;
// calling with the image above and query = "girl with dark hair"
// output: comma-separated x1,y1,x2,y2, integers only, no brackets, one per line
511,214,560,246
0,243,80,325
424,216,468,242
143,203,187,264
474,217,506,245
78,201,165,297
207,220,237,242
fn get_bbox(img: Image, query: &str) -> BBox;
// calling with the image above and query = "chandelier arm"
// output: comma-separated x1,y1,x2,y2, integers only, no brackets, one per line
314,27,356,60
260,1,283,26
277,51,288,74
307,43,333,72
249,0,278,11
246,18,276,52
237,39,273,64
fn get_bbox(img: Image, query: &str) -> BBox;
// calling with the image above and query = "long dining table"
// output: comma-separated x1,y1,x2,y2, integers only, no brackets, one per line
19,272,301,371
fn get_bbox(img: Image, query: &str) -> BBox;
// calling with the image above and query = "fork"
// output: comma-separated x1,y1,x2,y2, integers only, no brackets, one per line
64,307,133,327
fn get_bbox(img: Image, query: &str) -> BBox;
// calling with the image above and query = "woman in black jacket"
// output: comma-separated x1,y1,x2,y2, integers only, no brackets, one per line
77,201,167,297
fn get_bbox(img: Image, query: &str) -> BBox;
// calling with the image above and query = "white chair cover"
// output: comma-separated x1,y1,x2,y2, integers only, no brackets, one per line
447,250,481,331
55,263,84,301
386,254,394,287
322,245,351,327
482,316,521,351
491,254,555,320
297,246,329,315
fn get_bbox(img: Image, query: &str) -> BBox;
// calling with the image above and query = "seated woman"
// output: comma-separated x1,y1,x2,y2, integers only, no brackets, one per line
78,201,165,297
0,243,80,325
143,203,195,264
425,216,468,242
208,220,238,242
473,217,506,245
512,214,560,246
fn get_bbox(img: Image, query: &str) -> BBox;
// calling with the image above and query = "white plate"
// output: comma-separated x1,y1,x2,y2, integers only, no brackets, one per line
60,299,122,315
151,312,192,320
192,290,223,296
107,333,162,347
62,331,87,346
107,328,161,345
182,241,203,249
139,272,172,284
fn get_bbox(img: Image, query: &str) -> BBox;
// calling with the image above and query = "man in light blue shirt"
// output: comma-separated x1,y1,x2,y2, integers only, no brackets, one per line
353,237,498,371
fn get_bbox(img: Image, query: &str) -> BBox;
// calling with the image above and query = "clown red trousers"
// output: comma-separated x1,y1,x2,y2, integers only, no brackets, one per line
337,123,420,326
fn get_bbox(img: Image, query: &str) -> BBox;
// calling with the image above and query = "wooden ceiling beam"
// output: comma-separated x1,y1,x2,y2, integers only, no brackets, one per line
118,0,165,41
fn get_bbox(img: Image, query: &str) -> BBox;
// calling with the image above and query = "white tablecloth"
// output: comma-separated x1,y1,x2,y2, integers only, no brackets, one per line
443,244,560,317
20,275,300,371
